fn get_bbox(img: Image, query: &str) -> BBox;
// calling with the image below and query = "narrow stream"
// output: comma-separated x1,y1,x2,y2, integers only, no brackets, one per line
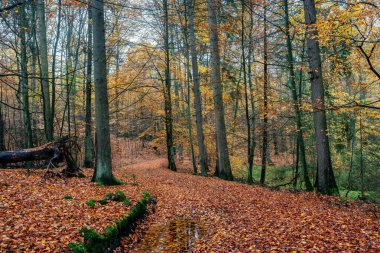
133,218,205,252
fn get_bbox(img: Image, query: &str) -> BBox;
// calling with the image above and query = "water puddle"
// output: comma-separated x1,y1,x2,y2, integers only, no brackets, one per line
133,218,205,252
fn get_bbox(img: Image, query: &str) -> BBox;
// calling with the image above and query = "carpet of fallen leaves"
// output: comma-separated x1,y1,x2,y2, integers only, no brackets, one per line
1,154,379,252
0,168,147,252
115,158,379,253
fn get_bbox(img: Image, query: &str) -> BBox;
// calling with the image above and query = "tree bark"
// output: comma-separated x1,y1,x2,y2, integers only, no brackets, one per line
260,1,268,185
92,0,115,184
207,0,233,180
84,3,94,168
19,3,33,148
302,0,338,194
284,0,313,191
36,0,53,141
188,0,208,176
247,2,255,184
163,0,176,171
51,0,61,135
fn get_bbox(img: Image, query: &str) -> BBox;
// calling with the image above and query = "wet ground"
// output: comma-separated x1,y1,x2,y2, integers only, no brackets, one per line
133,218,205,252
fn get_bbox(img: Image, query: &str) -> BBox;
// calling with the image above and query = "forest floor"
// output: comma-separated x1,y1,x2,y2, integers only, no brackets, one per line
1,140,379,252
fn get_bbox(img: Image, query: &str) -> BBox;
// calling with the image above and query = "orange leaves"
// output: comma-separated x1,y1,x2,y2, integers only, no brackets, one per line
0,169,140,252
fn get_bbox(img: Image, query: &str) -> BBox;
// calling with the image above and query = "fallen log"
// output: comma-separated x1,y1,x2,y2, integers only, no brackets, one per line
0,144,59,163
0,136,84,178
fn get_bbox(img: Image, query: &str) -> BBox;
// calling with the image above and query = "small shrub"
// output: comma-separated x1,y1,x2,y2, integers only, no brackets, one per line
64,195,73,200
96,182,104,187
86,199,97,208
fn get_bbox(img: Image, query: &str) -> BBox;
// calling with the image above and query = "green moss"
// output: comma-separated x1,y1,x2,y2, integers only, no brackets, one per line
68,242,86,253
105,190,126,202
68,193,153,253
64,195,73,200
123,198,131,206
98,199,108,205
86,199,97,208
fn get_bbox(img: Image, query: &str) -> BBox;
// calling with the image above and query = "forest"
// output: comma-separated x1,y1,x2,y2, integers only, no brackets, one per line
0,0,379,252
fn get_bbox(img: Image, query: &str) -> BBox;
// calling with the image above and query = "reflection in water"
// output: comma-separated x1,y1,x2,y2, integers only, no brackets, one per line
133,218,205,252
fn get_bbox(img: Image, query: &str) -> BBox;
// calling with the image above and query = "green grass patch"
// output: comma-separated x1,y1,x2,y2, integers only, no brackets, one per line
68,192,153,253
85,199,97,208
64,195,73,200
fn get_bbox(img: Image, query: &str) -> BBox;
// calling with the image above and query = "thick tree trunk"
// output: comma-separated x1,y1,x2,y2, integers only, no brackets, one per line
84,4,94,168
303,0,338,194
92,0,115,184
188,0,208,176
207,0,233,180
284,0,313,191
36,0,53,141
163,0,176,171
260,1,268,185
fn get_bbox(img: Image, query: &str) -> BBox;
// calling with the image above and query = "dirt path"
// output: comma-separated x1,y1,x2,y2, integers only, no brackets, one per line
114,158,379,252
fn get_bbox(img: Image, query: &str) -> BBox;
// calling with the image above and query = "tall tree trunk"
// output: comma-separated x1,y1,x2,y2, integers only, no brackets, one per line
247,2,255,184
260,1,268,185
19,3,33,148
0,94,5,151
284,0,313,191
36,0,53,141
188,0,208,176
241,0,252,183
92,0,115,184
51,0,61,134
163,0,176,171
183,2,198,175
207,0,233,180
84,3,94,168
303,0,338,194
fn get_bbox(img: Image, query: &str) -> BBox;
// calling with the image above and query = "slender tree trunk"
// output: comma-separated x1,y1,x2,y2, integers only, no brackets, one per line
51,0,62,133
359,111,364,199
241,0,252,183
260,1,268,185
84,3,94,168
188,0,208,176
284,0,312,190
163,0,176,171
303,0,338,194
247,3,255,184
207,0,233,180
183,3,198,175
36,0,53,141
19,4,33,148
0,95,5,151
92,0,115,184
